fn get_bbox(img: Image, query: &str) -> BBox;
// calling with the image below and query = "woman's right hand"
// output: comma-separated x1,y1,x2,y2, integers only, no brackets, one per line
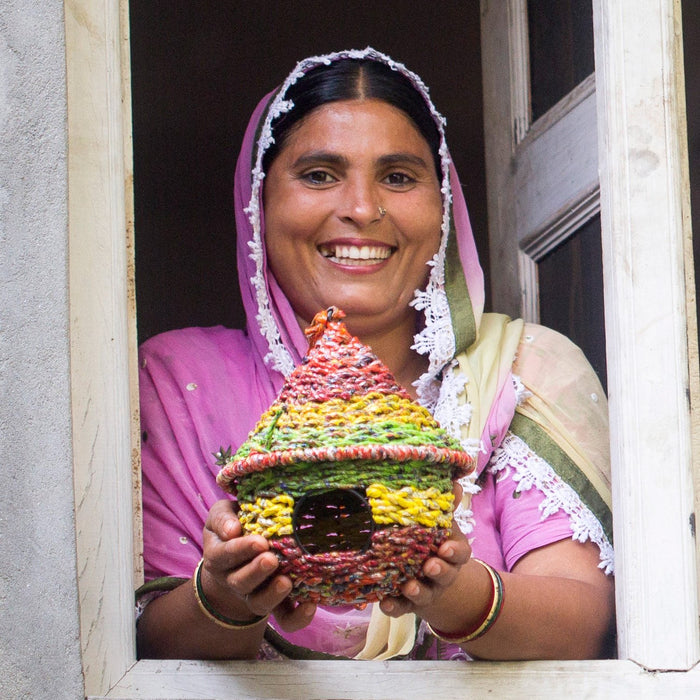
201,499,317,632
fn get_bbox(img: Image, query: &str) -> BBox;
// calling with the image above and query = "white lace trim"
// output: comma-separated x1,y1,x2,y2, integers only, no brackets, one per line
452,474,480,537
490,432,614,574
248,47,457,403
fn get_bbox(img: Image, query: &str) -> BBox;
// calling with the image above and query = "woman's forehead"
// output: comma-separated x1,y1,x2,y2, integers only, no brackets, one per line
277,99,432,159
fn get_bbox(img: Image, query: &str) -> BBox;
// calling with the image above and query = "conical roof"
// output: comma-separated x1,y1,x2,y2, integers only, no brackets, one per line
216,307,473,492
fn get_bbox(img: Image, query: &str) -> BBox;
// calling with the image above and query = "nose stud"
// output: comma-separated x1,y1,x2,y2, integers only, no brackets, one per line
378,206,387,218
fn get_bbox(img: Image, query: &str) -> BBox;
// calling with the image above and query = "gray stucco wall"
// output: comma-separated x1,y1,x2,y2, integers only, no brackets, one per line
0,2,84,698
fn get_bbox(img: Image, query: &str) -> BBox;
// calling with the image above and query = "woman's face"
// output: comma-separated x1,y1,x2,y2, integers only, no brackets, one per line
263,98,442,337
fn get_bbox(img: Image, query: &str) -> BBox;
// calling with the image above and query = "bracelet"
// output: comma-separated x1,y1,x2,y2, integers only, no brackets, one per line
426,558,504,644
192,559,269,630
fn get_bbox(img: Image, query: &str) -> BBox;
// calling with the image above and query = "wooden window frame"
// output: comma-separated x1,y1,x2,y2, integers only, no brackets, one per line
66,0,700,696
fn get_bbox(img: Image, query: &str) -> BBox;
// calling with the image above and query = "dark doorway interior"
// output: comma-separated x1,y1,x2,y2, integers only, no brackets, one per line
683,2,700,334
129,1,487,342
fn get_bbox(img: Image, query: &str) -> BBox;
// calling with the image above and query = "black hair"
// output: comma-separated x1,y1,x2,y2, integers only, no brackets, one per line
262,59,443,179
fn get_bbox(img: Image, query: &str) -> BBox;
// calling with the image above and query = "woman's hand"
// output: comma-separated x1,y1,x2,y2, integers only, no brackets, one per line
136,499,316,660
201,499,317,632
378,479,475,620
377,523,473,619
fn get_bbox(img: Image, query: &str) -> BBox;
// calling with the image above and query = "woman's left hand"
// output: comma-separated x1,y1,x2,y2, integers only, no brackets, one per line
379,480,473,619
378,524,472,618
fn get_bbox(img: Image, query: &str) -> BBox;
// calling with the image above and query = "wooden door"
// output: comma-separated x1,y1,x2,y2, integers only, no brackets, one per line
481,0,605,386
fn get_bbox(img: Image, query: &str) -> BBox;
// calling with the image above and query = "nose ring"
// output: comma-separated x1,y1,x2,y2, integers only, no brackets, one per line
378,206,387,218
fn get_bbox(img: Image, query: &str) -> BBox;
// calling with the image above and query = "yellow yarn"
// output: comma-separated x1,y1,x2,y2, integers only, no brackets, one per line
366,483,453,528
240,483,453,538
239,494,294,538
254,393,436,432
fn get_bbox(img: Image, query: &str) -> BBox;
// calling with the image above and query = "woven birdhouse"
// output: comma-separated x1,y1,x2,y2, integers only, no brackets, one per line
216,307,474,606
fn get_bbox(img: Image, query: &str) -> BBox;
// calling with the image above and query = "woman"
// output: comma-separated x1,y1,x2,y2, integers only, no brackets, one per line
136,48,614,661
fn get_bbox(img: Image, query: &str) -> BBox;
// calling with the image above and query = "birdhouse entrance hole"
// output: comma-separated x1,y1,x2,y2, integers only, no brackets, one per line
292,488,374,555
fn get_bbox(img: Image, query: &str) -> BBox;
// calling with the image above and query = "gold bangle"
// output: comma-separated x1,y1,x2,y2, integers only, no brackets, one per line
192,559,269,630
426,558,504,644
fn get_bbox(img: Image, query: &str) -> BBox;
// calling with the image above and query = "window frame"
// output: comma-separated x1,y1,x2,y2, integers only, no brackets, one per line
67,0,700,696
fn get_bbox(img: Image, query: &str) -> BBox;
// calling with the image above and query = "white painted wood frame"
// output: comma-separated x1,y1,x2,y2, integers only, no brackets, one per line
67,0,700,696
66,0,139,693
593,0,700,670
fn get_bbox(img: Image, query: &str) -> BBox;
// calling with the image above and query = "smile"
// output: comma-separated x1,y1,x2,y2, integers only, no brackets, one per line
318,243,394,266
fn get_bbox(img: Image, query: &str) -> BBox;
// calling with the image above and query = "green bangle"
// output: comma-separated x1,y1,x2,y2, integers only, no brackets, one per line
193,559,269,630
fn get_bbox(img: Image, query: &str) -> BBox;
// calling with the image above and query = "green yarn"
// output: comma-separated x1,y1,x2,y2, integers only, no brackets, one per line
235,459,454,502
235,419,462,458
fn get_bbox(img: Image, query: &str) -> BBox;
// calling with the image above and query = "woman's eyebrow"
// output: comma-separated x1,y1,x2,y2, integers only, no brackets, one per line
291,151,349,169
290,151,430,170
377,153,430,169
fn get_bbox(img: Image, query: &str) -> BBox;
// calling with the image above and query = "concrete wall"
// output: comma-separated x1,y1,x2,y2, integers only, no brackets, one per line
0,2,84,698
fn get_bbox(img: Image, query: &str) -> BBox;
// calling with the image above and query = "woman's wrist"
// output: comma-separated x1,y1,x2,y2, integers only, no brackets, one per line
423,557,503,642
426,558,504,643
193,559,269,630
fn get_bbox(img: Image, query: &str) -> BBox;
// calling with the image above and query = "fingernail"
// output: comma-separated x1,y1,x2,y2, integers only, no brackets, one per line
251,539,267,554
275,579,291,595
406,582,420,597
443,546,454,558
261,556,277,572
383,600,395,613
425,563,440,577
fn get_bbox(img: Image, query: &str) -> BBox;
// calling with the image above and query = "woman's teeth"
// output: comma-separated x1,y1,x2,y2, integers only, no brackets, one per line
319,244,392,265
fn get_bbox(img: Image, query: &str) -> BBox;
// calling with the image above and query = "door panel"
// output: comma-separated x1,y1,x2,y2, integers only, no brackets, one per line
528,0,595,120
482,0,603,383
515,77,597,245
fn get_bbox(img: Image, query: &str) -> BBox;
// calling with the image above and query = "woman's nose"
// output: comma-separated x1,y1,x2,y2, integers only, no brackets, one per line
338,179,382,227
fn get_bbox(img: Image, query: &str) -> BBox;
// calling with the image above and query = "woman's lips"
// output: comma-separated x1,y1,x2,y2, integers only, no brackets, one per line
318,242,395,266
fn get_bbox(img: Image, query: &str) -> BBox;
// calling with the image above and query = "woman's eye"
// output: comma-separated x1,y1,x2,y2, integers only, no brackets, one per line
384,172,415,186
302,170,335,185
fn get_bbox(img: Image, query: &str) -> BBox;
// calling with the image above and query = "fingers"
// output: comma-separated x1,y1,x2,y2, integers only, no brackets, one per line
196,502,317,634
379,590,415,618
380,534,472,617
203,500,270,570
273,598,318,633
438,532,470,564
200,499,285,620
204,499,243,541
452,479,464,504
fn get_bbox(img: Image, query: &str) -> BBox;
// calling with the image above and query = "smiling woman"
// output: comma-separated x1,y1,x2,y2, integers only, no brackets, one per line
135,48,614,662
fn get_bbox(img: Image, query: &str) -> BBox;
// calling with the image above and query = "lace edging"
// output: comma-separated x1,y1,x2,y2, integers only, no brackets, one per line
490,432,614,575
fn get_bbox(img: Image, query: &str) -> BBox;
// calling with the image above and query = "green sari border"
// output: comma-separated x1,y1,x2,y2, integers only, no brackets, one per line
264,625,356,660
509,412,613,543
135,575,189,602
445,220,476,355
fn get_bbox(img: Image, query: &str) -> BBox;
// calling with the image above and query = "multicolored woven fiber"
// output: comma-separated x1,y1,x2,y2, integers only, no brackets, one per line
216,307,474,606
